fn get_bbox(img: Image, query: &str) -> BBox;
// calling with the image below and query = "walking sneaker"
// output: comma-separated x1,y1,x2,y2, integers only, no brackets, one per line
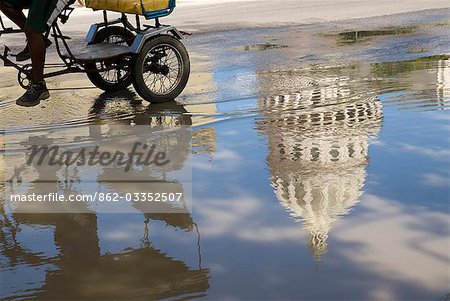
16,38,52,62
16,82,50,107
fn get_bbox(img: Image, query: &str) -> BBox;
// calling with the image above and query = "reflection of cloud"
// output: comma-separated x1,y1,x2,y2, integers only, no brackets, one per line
215,149,242,161
422,173,450,187
103,222,144,241
237,226,307,243
195,196,307,242
196,197,260,237
193,148,242,172
430,113,450,121
334,194,450,295
401,143,450,160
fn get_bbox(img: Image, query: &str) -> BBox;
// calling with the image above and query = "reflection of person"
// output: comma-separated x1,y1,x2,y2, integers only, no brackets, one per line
0,0,62,106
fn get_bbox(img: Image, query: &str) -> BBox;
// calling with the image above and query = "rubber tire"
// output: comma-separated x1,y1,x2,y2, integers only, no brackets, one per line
132,35,190,103
85,26,134,92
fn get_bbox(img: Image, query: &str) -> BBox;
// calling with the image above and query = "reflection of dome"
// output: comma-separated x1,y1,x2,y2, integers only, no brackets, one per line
437,59,450,103
272,167,367,260
258,74,383,259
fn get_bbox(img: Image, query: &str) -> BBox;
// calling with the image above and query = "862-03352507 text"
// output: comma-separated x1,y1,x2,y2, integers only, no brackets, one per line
9,192,185,203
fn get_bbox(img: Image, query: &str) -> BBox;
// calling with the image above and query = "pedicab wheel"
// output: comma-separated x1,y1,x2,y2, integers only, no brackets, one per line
132,35,190,103
85,26,135,92
18,64,32,90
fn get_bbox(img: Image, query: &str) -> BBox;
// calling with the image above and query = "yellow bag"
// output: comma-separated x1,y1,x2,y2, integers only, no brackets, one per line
85,0,171,15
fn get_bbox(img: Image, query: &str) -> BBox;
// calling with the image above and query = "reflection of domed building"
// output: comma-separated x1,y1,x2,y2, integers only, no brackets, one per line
437,59,450,103
258,73,383,259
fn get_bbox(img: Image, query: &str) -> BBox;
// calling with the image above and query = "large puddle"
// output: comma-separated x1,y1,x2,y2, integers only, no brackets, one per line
1,23,449,300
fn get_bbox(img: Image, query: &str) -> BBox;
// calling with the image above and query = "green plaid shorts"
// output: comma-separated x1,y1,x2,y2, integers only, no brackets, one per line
3,0,65,33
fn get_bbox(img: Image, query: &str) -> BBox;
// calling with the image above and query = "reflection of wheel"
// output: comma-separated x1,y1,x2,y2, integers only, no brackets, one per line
85,26,134,92
132,35,190,103
18,64,32,90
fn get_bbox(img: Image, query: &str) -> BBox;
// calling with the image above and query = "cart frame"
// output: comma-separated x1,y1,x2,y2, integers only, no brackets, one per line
0,0,188,100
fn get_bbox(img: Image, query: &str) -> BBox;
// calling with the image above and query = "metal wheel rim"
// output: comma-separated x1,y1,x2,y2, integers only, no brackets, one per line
96,60,130,84
141,43,183,96
18,65,32,89
97,34,131,84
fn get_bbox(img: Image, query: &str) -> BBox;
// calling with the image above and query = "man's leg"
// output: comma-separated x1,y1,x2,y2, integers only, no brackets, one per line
16,25,49,106
0,1,26,30
0,0,43,63
24,25,45,83
15,0,50,106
